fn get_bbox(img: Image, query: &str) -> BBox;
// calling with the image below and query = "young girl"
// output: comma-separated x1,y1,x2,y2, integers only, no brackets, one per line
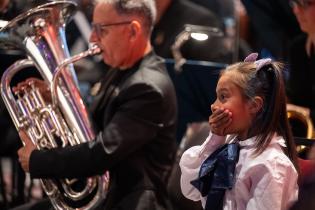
179,53,299,210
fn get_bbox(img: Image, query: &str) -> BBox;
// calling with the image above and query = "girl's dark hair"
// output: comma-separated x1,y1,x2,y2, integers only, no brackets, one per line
222,62,298,170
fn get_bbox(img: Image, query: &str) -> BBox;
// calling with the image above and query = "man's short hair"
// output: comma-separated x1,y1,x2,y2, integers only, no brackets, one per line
94,0,156,34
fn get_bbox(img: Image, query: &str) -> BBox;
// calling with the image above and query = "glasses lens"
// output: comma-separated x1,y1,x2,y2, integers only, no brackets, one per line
92,21,131,39
92,24,102,38
289,0,301,7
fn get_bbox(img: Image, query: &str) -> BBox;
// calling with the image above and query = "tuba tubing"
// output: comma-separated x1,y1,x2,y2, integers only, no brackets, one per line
0,1,109,209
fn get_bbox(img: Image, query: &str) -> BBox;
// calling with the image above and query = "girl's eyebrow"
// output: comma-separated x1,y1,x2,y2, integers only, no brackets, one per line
216,87,229,93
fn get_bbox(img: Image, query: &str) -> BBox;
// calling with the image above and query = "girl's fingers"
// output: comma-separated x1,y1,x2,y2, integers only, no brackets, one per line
209,108,225,123
209,109,232,135
214,113,231,128
210,109,231,125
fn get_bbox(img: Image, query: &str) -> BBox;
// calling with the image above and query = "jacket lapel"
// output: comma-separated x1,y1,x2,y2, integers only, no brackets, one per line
90,69,120,116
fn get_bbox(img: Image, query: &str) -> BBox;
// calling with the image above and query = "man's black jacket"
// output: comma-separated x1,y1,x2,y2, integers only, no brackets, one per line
29,51,178,210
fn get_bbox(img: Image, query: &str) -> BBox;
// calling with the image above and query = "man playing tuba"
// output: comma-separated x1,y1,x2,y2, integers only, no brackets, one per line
14,0,177,209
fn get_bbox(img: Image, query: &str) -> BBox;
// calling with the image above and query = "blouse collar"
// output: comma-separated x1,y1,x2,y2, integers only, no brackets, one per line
228,134,287,148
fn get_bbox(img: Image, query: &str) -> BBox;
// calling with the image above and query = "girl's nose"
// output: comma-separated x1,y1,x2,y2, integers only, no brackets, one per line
211,103,218,113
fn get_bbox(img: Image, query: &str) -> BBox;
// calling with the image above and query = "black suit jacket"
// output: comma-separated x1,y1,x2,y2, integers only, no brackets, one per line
29,51,178,210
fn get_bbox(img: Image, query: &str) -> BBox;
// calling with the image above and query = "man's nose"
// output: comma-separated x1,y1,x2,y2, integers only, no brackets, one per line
292,2,304,15
89,30,97,43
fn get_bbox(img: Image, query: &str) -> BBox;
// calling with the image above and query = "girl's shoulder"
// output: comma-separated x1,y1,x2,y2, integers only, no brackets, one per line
239,136,296,174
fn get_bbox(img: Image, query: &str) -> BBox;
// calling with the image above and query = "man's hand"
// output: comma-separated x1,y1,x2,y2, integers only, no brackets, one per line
17,130,36,172
13,78,51,103
209,106,232,136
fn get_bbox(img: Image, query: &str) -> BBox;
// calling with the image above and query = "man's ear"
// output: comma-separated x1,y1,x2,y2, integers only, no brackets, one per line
129,20,141,41
249,96,263,114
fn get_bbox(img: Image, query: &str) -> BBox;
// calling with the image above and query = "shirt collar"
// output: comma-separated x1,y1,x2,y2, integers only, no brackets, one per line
228,134,287,148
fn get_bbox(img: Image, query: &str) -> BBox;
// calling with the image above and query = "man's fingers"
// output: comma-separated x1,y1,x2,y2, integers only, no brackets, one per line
18,130,33,145
17,147,25,165
26,78,46,88
25,77,40,84
17,147,23,158
13,78,45,93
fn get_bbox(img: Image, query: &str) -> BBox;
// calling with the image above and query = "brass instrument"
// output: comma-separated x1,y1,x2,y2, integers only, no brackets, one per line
287,105,315,154
0,1,109,209
287,110,314,139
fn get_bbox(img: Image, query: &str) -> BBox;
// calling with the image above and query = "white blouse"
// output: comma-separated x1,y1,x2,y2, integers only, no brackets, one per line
179,132,298,210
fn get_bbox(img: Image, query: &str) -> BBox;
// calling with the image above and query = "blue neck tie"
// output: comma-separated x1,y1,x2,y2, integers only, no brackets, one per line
190,143,240,210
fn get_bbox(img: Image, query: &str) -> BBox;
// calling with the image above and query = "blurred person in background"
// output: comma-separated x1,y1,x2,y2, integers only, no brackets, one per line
241,0,301,60
286,0,315,127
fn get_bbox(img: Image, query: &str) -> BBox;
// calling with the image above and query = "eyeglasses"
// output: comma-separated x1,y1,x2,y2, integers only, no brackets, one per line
289,0,315,9
92,21,132,38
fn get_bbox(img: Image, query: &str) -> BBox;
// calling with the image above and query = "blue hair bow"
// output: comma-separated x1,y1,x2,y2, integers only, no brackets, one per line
190,143,240,210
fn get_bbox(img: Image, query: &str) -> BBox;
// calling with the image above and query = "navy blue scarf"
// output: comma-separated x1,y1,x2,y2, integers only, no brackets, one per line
191,143,240,210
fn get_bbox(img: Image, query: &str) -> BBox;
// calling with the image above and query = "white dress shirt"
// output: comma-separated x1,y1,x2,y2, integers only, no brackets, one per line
179,132,298,210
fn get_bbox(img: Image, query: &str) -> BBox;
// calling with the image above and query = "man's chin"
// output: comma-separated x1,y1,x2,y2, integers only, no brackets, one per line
103,57,112,67
104,61,118,69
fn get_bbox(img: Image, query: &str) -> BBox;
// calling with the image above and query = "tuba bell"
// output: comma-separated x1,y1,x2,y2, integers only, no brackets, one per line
0,1,109,209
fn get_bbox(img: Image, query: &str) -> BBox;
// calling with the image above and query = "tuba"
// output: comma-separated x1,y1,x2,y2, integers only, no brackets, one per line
0,1,109,209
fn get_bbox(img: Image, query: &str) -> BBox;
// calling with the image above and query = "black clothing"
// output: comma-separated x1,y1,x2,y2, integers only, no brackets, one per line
29,51,178,210
287,35,315,124
191,0,235,19
0,0,48,20
152,0,232,63
290,173,315,210
241,0,301,60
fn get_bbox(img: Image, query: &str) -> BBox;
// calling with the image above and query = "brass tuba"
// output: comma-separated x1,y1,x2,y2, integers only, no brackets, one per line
0,1,109,209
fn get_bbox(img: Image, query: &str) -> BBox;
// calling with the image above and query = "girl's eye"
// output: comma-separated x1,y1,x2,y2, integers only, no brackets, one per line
219,94,226,101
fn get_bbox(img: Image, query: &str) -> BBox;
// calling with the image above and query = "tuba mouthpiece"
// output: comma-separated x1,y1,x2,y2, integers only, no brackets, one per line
89,43,102,55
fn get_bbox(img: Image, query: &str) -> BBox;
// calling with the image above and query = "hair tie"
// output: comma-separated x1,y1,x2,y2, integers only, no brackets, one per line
244,53,272,70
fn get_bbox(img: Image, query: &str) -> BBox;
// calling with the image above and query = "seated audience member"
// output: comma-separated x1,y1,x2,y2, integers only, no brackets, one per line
286,0,315,125
241,0,301,60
